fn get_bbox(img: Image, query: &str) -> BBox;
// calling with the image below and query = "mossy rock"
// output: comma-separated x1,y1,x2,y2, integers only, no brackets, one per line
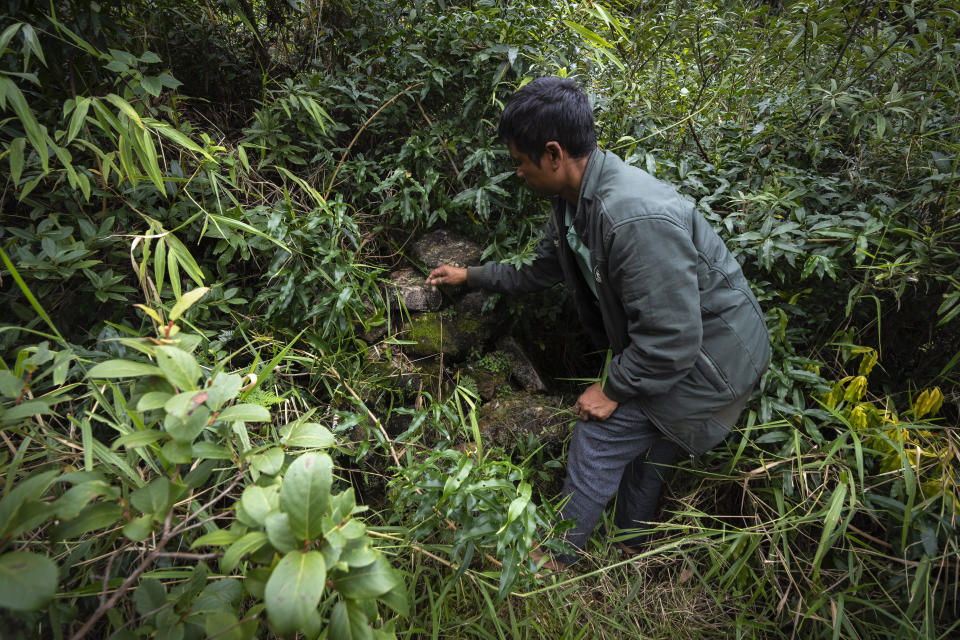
403,310,494,361
476,392,570,448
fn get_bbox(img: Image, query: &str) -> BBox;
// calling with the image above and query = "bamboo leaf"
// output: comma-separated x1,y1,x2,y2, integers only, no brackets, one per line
165,233,205,287
155,234,167,295
138,127,166,195
20,24,46,66
0,22,21,54
812,483,848,578
205,213,292,254
153,123,213,160
0,76,48,171
167,242,181,298
66,97,91,144
117,133,137,186
105,93,144,129
169,287,210,322
8,137,25,185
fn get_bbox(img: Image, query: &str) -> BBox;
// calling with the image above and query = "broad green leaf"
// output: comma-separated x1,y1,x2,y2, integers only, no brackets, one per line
164,389,208,418
0,552,58,611
192,441,232,459
161,438,193,463
169,286,209,322
220,532,268,573
279,453,332,542
155,622,184,640
0,469,59,536
205,372,242,409
217,403,270,423
53,480,114,519
137,391,172,411
341,538,377,569
140,75,162,97
0,370,24,397
111,429,166,450
87,359,162,378
163,405,210,444
250,447,285,475
133,577,167,615
331,555,397,599
0,501,53,539
156,345,201,391
203,611,253,640
50,502,123,540
265,511,297,553
191,578,243,614
379,580,409,617
123,515,153,541
130,477,171,518
282,422,335,449
240,485,278,527
192,527,244,549
117,132,137,186
329,600,373,640
264,550,326,635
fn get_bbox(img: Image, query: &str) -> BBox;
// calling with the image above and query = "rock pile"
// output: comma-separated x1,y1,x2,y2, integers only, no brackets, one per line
362,228,572,447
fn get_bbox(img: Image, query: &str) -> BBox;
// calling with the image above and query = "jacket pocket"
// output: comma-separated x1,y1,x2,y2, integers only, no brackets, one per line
693,349,735,401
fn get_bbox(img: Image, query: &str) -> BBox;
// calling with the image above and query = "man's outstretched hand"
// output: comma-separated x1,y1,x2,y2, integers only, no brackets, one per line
425,264,467,287
574,381,618,421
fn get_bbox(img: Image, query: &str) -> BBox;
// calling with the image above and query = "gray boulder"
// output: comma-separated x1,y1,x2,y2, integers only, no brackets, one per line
385,267,442,312
412,229,482,269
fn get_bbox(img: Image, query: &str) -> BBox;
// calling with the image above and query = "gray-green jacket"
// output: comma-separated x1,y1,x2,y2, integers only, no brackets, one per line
467,150,770,455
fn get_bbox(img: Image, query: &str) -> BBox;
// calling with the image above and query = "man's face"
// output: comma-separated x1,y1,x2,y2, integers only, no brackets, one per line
508,140,560,197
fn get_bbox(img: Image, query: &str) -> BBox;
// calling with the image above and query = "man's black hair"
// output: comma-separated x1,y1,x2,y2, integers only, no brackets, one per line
497,77,596,166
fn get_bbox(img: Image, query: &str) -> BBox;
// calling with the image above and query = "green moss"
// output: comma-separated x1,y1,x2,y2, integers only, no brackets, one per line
455,311,483,337
408,313,445,353
475,350,512,374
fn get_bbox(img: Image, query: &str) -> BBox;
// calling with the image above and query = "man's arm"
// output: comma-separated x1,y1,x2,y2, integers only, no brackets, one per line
425,265,466,286
426,219,564,294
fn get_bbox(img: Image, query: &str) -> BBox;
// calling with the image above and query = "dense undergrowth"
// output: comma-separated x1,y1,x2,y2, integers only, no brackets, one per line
0,0,958,637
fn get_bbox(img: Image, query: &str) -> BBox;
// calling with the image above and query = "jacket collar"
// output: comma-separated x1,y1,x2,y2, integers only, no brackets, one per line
569,148,606,229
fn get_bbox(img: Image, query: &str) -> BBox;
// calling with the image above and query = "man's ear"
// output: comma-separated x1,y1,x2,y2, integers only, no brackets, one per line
544,141,563,167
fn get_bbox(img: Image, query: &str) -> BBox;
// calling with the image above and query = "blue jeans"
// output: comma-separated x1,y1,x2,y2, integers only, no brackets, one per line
556,399,679,560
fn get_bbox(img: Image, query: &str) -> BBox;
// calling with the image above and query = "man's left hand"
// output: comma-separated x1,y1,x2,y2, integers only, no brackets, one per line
574,382,618,421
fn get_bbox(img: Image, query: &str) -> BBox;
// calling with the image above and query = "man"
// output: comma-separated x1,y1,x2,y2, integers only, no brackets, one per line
426,77,770,568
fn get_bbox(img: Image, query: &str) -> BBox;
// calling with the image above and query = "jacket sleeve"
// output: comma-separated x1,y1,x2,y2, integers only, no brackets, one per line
465,219,564,294
602,216,702,402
